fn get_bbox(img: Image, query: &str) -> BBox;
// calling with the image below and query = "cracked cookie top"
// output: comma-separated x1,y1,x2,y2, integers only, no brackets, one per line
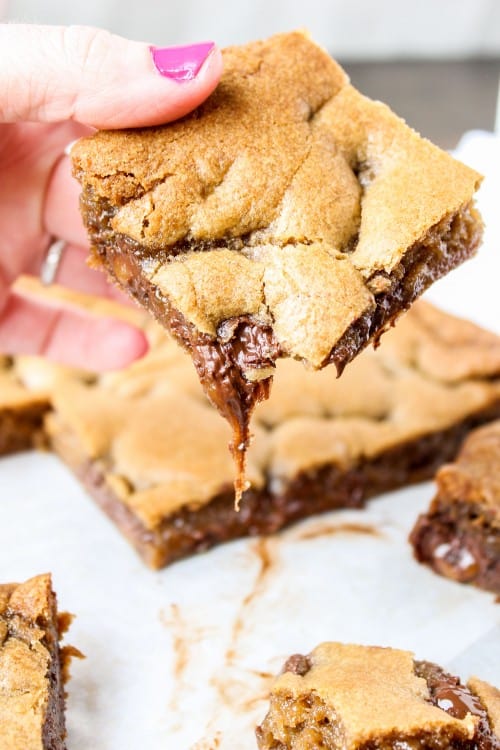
0,575,55,749
274,643,475,740
262,643,500,750
71,31,482,367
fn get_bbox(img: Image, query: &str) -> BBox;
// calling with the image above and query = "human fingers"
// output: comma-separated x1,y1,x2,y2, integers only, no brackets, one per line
0,24,223,128
44,148,90,249
0,290,148,370
0,119,88,304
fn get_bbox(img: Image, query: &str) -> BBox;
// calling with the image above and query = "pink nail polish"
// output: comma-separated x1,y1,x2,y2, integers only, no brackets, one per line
151,42,215,82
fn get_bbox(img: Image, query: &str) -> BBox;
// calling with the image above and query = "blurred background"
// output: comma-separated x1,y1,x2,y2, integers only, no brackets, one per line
3,0,500,147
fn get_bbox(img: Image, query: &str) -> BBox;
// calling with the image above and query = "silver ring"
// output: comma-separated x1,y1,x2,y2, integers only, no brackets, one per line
40,239,66,286
64,140,78,157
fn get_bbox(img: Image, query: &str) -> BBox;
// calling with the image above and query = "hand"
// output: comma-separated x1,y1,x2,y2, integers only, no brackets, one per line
0,24,222,370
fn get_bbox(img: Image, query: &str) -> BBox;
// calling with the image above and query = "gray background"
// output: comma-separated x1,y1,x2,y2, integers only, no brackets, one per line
3,0,500,59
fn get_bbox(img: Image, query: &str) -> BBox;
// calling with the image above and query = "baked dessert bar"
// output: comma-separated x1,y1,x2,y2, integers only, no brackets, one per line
44,301,500,568
255,642,500,750
0,574,77,750
410,420,500,596
71,31,483,497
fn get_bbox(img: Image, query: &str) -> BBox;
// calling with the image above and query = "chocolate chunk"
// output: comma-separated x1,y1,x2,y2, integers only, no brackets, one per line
282,654,312,676
410,420,500,596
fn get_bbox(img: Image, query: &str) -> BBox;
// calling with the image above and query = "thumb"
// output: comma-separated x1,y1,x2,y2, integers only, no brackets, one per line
0,24,223,128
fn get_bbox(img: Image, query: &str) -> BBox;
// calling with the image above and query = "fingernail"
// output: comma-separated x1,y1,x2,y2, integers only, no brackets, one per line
151,42,215,82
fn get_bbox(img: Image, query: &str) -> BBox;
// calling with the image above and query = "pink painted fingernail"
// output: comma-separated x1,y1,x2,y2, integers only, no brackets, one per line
151,42,215,82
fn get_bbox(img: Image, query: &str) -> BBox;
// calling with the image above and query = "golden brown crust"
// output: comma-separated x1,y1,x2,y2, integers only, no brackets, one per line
468,678,500,736
72,32,351,248
0,575,63,750
269,643,477,748
71,31,482,367
434,420,500,516
43,301,500,529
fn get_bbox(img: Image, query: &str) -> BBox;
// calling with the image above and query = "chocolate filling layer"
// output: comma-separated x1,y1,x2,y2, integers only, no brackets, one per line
41,590,68,750
81,187,482,499
416,660,500,750
88,236,279,503
410,501,500,596
328,204,482,372
52,401,500,569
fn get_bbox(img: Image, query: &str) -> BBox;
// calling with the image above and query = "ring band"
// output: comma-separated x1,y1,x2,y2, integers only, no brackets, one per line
64,140,78,157
40,239,66,286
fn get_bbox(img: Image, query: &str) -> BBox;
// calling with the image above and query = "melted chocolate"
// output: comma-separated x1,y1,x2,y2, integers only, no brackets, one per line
90,241,280,504
282,653,312,676
171,314,280,503
416,661,485,720
410,501,500,596
327,204,482,375
257,657,499,750
416,660,499,750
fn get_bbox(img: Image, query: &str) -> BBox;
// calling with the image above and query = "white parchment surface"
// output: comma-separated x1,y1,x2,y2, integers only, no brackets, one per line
0,131,499,749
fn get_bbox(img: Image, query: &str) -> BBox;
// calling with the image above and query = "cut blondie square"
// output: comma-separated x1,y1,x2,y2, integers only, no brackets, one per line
44,302,500,568
71,31,483,498
0,574,78,750
410,420,500,596
256,642,500,750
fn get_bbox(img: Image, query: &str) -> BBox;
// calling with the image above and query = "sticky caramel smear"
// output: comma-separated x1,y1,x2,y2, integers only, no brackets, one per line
230,413,262,510
206,364,273,511
294,522,383,542
231,430,253,511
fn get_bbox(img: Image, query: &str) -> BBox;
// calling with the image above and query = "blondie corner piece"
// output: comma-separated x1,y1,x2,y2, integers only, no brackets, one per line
0,356,50,456
0,574,79,750
71,31,483,497
45,302,500,569
410,420,500,596
256,642,500,750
